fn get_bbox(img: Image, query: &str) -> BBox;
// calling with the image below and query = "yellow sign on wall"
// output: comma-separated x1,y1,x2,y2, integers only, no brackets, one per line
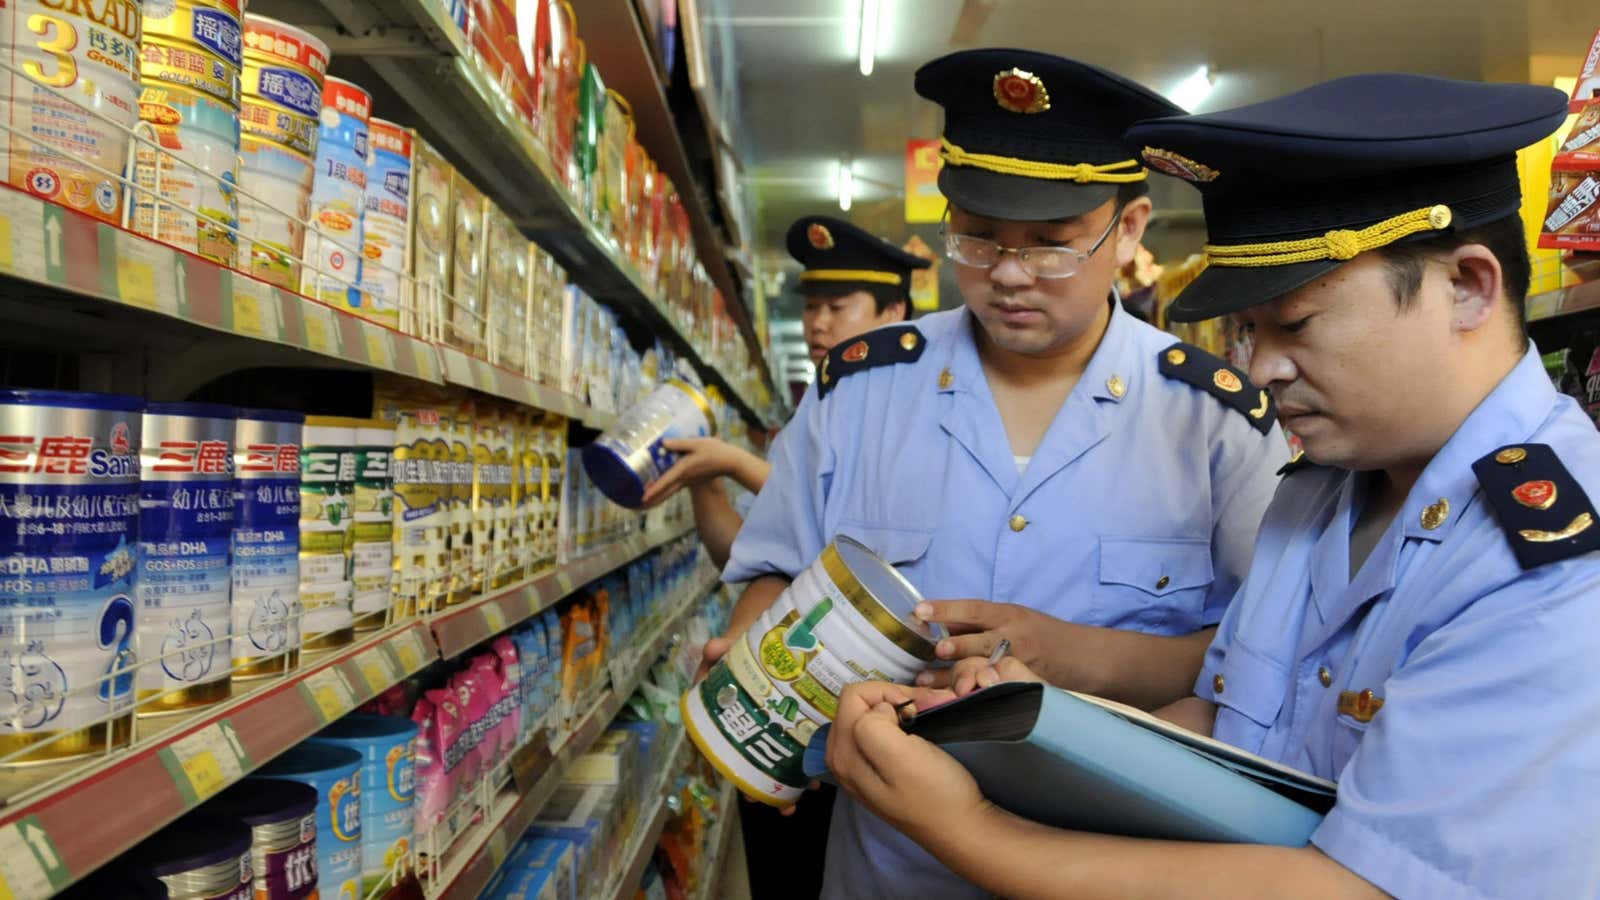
905,139,945,223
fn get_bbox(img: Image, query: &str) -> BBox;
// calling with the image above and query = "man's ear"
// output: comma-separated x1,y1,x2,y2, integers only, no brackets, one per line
1114,197,1153,268
1445,243,1502,336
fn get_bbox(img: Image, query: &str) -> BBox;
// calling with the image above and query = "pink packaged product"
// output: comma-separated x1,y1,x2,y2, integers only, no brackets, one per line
412,694,455,832
468,654,510,762
359,682,412,716
451,668,494,786
492,637,524,754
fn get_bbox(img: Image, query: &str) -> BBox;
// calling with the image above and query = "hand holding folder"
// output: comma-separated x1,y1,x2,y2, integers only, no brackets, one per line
807,681,1333,847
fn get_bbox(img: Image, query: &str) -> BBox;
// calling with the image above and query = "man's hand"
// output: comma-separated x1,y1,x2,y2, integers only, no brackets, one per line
696,633,736,682
825,681,981,842
936,656,1046,697
641,438,754,507
913,600,1070,687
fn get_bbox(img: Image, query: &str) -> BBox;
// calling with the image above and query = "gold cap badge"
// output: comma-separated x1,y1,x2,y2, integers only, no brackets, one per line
808,223,834,250
1141,146,1219,183
993,68,1050,114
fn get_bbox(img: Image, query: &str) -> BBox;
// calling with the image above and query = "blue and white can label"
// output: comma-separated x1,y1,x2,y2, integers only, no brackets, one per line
0,391,141,760
138,404,236,713
232,412,302,676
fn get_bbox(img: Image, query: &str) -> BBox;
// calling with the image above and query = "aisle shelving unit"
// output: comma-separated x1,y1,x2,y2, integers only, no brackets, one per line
688,781,742,900
247,0,779,430
420,569,718,900
0,525,705,899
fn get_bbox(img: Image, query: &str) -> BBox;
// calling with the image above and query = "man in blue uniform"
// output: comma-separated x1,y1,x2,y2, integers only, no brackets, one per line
718,49,1288,898
823,74,1600,899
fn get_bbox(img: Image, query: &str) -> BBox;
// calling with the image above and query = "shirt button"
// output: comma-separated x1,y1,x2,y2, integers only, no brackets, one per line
1155,575,1170,590
1009,515,1027,532
1212,674,1225,695
1318,666,1333,688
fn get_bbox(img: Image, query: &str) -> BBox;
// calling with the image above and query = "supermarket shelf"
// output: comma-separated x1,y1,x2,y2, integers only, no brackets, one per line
602,796,672,900
255,0,776,431
574,0,765,354
436,345,614,430
0,181,616,425
1526,264,1600,328
428,522,695,660
689,781,741,900
0,622,438,896
428,572,716,900
0,185,441,391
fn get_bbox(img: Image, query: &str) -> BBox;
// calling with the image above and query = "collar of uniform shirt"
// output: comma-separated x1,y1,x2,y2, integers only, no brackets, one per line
943,293,1138,405
1397,344,1554,546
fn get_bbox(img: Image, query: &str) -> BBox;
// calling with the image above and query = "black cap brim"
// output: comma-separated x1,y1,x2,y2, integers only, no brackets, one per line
939,166,1118,222
1165,258,1344,323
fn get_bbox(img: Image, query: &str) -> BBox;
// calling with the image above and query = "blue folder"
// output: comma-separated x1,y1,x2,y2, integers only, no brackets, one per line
804,682,1331,846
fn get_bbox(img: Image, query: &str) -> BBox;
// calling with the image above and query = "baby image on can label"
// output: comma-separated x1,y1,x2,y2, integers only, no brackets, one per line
0,391,142,758
137,404,236,713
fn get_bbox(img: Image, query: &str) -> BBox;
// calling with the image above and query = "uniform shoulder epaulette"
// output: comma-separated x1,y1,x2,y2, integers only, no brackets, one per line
1276,450,1319,477
1472,443,1600,569
1157,342,1275,435
817,324,926,399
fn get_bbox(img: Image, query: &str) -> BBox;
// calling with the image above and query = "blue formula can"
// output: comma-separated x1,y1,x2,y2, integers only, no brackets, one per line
300,76,371,310
232,410,303,679
0,390,141,765
137,403,236,716
580,379,717,509
311,713,418,894
254,741,362,900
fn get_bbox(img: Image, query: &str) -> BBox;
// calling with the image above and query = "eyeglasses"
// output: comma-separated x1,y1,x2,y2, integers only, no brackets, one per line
940,204,1124,280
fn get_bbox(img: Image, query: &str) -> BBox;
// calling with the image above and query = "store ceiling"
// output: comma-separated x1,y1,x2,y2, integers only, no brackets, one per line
721,0,1585,326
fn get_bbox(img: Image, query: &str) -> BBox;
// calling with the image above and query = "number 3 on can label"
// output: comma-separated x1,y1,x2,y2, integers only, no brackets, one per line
25,16,79,89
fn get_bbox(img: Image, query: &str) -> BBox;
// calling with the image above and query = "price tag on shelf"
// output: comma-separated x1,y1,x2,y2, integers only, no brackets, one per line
487,829,508,869
355,647,400,695
474,361,496,394
114,238,176,314
363,327,393,370
555,571,575,596
0,817,68,900
301,667,357,724
391,628,428,673
303,305,339,357
480,602,508,635
161,721,250,805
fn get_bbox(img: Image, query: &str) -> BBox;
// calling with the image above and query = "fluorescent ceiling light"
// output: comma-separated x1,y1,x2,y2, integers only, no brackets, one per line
838,162,854,212
858,0,880,76
1169,65,1214,111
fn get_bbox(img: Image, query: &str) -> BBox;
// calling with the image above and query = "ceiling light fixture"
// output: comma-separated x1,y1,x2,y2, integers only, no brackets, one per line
1169,65,1215,111
858,0,880,76
838,161,854,212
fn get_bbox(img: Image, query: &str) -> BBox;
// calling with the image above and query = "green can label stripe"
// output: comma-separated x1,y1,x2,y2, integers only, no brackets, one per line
699,663,807,789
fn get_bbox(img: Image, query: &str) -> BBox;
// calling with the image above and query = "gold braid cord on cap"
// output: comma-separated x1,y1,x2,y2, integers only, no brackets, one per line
1204,205,1454,268
938,139,1147,184
799,269,905,285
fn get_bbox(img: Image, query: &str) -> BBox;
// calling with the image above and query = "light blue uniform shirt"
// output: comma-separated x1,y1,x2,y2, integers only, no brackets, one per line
1203,346,1600,900
726,300,1289,899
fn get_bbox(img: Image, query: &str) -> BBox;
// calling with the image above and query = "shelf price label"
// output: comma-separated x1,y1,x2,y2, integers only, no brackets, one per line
111,237,178,315
159,721,251,806
555,571,575,596
481,602,508,635
355,647,400,695
303,305,340,356
0,816,68,900
391,628,429,673
301,667,357,724
363,326,393,370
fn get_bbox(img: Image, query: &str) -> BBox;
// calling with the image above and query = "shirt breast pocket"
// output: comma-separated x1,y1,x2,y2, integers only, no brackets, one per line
1209,642,1289,753
1094,536,1215,633
835,521,935,574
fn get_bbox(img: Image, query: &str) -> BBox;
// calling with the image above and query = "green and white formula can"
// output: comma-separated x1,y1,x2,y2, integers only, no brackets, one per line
682,536,943,805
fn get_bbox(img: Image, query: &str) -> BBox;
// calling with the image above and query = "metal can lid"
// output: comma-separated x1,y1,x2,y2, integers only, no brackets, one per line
235,407,306,425
826,536,945,660
145,401,237,420
0,389,143,412
204,778,317,824
132,813,251,876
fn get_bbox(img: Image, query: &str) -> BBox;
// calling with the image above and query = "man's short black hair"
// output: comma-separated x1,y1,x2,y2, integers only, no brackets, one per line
1378,213,1530,344
802,284,911,321
1117,180,1150,207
